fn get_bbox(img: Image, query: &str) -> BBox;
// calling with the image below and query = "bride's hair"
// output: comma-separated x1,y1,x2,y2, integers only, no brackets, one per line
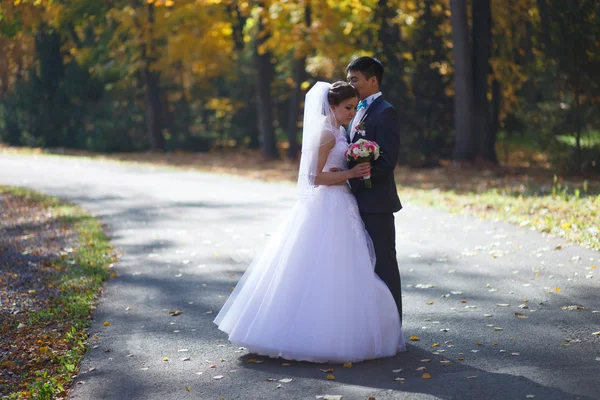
327,81,359,106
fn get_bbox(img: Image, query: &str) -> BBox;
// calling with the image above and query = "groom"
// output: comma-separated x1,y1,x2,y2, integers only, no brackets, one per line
346,57,403,323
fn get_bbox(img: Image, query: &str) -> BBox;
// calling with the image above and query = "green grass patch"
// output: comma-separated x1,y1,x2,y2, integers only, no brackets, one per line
402,180,600,251
0,186,115,399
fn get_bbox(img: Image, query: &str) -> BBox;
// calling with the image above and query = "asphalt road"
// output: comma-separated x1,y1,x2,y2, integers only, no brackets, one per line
0,153,598,400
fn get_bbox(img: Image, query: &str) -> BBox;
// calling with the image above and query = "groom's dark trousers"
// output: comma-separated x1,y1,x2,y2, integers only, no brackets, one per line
361,213,402,321
348,95,403,323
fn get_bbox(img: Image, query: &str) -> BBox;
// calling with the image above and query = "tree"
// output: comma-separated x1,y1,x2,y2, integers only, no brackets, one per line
449,0,475,161
472,0,496,163
535,0,600,170
254,2,279,160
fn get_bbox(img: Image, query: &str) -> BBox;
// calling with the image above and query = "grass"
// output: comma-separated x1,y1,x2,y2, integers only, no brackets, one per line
400,178,600,251
0,186,115,399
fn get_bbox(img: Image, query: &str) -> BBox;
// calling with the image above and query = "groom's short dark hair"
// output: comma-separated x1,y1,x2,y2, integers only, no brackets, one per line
346,57,384,87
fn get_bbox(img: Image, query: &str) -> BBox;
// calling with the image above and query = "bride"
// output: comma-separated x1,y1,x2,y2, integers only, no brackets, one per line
214,81,405,363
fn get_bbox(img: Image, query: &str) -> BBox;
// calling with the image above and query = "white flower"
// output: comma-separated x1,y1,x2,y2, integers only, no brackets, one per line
352,148,359,155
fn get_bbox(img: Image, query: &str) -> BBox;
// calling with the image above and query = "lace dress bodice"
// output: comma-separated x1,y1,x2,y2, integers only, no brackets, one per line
322,127,349,172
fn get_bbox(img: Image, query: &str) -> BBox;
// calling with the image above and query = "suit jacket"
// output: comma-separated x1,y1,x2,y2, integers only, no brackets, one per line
348,96,402,214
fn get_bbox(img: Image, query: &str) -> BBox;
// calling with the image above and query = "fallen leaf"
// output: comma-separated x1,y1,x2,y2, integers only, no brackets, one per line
162,356,169,361
186,386,191,391
475,341,482,345
426,301,434,305
511,352,520,356
555,288,561,292
265,378,277,381
420,359,431,363
182,357,191,361
593,331,600,336
432,343,440,347
169,310,183,316
392,369,403,373
421,373,431,379
320,368,334,373
515,312,529,318
213,375,223,380
484,314,493,317
394,377,405,383
457,357,464,361
326,374,335,380
409,336,420,341
103,321,110,326
416,366,427,371
496,304,510,307
279,378,293,383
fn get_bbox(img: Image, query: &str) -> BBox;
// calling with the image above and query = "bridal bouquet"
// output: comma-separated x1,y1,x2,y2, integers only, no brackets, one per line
345,139,380,188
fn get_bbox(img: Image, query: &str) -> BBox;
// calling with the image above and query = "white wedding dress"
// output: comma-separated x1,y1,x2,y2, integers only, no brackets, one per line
214,126,405,363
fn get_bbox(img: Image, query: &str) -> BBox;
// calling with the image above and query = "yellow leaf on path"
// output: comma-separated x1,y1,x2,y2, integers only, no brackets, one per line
343,362,352,368
457,357,465,361
426,301,434,305
475,341,481,345
327,374,335,380
103,321,110,326
432,343,440,347
421,373,432,379
592,265,597,269
185,386,190,391
555,288,561,292
163,356,169,361
409,336,420,341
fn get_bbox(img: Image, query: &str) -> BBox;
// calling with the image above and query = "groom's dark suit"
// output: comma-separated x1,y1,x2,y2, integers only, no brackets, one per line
347,95,403,322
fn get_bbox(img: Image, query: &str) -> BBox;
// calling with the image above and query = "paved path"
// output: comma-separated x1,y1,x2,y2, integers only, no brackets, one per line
0,153,598,400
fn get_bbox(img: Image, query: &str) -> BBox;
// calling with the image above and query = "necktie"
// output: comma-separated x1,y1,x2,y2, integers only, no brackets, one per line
357,99,368,111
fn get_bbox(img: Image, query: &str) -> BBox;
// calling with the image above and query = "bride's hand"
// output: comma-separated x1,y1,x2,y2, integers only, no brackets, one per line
349,162,371,178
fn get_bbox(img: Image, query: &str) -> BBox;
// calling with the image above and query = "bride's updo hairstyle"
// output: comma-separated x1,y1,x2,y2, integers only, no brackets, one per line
327,81,359,107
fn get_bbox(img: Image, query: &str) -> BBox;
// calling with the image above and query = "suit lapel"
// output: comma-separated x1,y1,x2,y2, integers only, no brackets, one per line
352,96,385,143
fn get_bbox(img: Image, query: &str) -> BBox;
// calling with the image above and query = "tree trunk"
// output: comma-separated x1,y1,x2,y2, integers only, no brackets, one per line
286,57,305,160
286,2,311,161
143,69,164,151
491,77,502,162
255,6,278,160
472,0,496,163
450,0,476,161
139,3,164,151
